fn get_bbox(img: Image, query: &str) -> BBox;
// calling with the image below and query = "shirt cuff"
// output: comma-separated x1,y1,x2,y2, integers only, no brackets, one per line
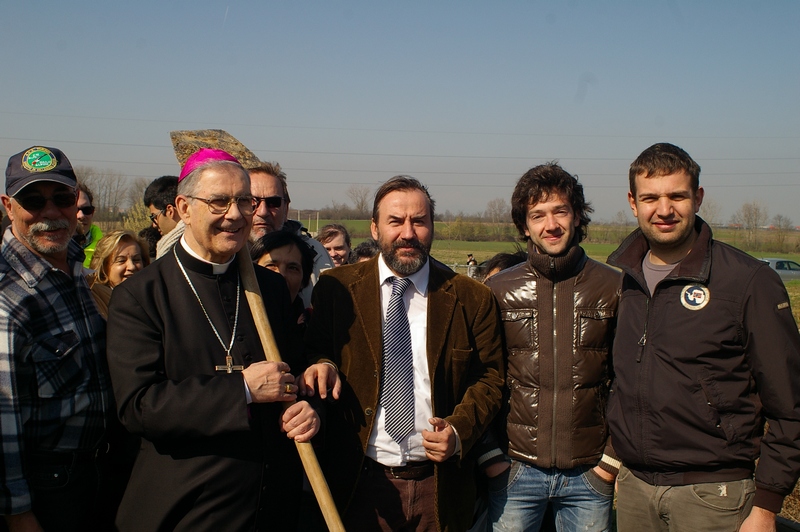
451,424,462,459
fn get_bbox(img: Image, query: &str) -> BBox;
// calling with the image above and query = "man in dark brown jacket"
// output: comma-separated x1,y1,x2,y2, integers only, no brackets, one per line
609,143,800,532
484,163,621,531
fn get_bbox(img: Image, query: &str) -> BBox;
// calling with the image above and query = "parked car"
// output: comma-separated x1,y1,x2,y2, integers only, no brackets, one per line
761,258,800,282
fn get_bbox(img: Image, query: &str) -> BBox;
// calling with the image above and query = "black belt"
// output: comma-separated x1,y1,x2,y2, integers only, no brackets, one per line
364,457,434,480
28,445,110,466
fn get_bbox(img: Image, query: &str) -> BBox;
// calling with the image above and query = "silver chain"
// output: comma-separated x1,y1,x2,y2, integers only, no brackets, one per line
175,252,241,359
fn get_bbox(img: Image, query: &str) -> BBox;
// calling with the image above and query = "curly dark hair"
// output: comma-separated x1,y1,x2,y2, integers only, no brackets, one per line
510,162,592,243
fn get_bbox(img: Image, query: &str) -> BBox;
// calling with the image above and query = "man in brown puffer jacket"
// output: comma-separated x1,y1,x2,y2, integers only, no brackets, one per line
484,163,621,532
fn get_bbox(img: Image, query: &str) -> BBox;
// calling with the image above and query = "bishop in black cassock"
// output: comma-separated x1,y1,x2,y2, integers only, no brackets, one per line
106,151,317,531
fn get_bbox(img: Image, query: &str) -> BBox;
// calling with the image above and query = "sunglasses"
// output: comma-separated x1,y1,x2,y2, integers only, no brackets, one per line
14,192,78,211
149,209,165,223
254,196,284,209
78,206,96,216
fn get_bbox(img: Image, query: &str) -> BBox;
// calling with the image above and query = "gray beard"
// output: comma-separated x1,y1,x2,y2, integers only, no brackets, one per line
381,239,430,276
21,219,72,255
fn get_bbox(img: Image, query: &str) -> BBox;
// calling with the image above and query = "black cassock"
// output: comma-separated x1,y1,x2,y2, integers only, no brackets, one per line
107,243,305,531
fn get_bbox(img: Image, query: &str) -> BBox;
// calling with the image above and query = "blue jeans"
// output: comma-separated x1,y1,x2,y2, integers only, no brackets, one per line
487,460,614,532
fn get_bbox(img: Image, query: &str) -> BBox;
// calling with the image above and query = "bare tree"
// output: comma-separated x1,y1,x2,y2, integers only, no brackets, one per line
75,166,128,222
730,201,769,250
346,185,372,219
611,210,632,227
485,198,510,224
772,214,794,253
125,177,151,210
699,198,721,227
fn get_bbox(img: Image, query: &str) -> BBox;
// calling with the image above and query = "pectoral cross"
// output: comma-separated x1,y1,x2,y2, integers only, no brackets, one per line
215,355,244,373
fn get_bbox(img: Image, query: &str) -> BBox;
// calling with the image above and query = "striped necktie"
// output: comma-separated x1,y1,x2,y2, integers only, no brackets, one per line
380,276,415,443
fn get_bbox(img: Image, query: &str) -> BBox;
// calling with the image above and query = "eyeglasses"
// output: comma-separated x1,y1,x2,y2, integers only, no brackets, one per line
13,191,77,211
148,209,165,223
254,196,284,210
78,206,96,216
186,195,256,216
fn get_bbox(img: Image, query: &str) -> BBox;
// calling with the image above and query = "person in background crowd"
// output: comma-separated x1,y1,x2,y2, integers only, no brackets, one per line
609,143,800,532
466,253,478,277
247,161,332,307
0,146,114,531
477,250,527,282
87,230,150,319
349,238,381,263
74,182,103,267
316,223,352,267
143,175,183,259
106,148,319,531
137,226,160,260
250,230,316,366
301,175,504,531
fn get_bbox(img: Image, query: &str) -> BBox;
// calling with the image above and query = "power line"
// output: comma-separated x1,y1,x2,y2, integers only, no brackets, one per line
2,112,799,140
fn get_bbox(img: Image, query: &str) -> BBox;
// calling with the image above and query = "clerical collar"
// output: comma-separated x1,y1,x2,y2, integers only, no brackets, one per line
377,253,430,297
179,237,235,275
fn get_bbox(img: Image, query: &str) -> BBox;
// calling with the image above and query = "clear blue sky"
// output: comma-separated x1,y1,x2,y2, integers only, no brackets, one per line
2,1,798,223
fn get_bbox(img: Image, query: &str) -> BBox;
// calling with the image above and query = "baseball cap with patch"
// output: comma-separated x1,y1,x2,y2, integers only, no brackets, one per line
5,146,78,196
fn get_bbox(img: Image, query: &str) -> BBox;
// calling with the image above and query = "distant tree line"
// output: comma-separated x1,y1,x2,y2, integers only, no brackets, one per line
62,167,798,253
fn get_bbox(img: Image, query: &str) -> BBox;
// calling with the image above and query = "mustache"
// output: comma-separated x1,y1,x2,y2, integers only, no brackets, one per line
30,219,70,233
392,238,425,253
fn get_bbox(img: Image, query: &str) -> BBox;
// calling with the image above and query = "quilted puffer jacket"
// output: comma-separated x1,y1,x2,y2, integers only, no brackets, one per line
487,243,620,468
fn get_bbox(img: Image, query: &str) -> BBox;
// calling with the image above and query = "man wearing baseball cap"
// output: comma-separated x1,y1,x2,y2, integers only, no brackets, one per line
0,146,113,531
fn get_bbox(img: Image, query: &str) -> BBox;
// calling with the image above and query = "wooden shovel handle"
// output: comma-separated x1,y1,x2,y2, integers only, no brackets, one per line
237,249,345,532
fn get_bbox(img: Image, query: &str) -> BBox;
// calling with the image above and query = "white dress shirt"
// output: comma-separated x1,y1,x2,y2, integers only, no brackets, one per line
366,255,432,466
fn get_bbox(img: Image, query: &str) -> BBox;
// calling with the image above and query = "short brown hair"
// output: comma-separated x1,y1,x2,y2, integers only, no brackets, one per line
316,224,351,247
629,143,701,195
372,175,435,222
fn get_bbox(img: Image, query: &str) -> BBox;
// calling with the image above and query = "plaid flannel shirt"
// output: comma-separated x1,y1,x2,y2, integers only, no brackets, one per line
0,227,110,515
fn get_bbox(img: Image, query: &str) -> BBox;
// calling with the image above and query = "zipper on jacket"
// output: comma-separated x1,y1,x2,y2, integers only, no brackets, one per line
635,298,649,362
550,256,558,467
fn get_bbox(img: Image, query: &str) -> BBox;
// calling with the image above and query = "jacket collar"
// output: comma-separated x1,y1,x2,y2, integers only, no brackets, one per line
608,216,713,286
526,239,587,281
350,256,457,376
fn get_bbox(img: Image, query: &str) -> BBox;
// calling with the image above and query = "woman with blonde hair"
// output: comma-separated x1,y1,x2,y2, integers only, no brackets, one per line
88,230,150,318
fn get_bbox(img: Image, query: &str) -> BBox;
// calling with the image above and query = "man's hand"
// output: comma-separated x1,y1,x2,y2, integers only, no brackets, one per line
4,511,43,532
298,362,341,399
421,417,457,462
280,401,320,443
242,361,296,403
591,465,617,483
740,506,776,532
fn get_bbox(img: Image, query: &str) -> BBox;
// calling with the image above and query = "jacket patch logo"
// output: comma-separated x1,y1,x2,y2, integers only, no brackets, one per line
681,284,710,311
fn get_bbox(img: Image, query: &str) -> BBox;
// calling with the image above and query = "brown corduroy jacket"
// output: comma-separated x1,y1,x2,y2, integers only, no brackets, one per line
305,256,505,532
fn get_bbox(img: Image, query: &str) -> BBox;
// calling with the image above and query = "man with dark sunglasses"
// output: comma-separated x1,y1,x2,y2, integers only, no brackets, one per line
0,146,114,531
143,175,183,259
74,182,103,267
248,161,332,307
